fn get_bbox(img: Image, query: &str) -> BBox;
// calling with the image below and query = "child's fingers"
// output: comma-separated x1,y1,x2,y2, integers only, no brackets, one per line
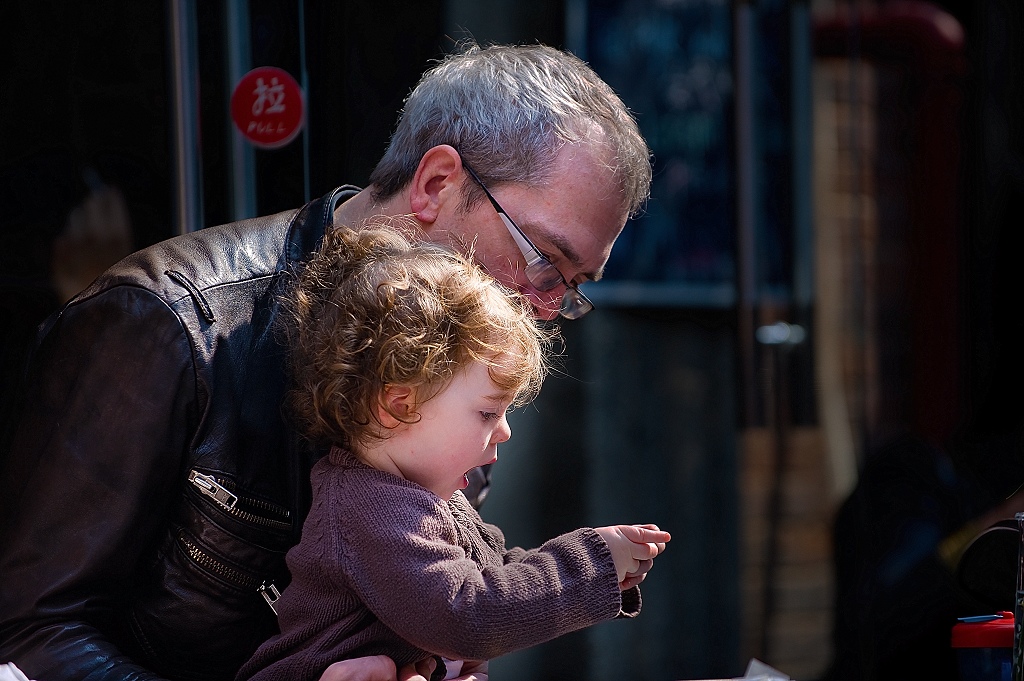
620,572,647,590
637,525,670,553
619,524,671,547
631,524,668,552
629,542,662,560
628,558,654,575
621,557,657,590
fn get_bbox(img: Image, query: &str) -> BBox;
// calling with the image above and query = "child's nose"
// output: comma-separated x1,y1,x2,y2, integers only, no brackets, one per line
493,414,512,443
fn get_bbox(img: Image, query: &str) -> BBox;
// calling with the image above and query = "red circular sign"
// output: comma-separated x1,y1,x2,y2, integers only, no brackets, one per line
230,66,305,149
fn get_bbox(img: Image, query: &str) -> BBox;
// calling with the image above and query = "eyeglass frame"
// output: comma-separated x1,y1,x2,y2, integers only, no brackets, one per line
460,161,594,320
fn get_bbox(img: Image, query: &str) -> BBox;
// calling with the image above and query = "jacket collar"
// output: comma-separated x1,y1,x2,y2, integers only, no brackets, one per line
285,185,362,266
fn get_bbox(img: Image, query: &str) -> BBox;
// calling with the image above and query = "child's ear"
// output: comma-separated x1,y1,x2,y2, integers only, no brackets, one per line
376,384,417,429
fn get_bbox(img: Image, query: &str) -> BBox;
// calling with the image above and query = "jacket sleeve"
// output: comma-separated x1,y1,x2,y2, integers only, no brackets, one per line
332,479,629,663
0,286,196,681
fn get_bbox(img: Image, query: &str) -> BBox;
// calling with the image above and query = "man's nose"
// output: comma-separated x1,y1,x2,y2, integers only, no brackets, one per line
523,288,562,321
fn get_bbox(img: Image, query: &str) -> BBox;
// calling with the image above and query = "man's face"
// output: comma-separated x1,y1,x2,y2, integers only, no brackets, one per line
439,144,629,321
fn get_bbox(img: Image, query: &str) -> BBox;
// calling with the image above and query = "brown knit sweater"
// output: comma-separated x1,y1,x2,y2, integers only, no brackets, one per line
236,447,640,681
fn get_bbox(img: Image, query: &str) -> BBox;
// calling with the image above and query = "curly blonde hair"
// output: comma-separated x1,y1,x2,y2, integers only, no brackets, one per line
280,224,553,450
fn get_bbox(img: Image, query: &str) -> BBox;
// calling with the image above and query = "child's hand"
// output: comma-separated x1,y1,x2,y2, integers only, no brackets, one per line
594,524,671,589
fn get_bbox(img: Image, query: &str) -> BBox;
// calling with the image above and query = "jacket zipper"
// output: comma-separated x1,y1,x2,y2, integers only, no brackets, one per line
188,469,292,531
176,530,282,615
177,530,262,590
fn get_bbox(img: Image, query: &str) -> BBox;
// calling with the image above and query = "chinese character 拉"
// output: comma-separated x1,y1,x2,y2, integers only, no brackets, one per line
252,77,286,116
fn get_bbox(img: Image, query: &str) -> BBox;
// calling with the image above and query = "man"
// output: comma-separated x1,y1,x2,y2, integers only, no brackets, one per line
0,44,652,681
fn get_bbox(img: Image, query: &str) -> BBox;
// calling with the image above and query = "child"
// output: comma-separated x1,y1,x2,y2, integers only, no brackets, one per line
237,226,670,681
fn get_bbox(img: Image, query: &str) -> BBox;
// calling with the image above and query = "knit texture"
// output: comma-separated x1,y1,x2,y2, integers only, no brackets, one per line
236,447,640,681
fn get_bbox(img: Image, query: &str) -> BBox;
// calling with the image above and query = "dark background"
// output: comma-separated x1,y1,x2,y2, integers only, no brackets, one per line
4,0,1021,473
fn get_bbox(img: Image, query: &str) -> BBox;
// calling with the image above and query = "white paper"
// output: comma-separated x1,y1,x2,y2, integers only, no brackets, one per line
0,663,32,681
742,658,791,680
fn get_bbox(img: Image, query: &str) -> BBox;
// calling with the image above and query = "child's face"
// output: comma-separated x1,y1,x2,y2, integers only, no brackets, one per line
390,361,514,500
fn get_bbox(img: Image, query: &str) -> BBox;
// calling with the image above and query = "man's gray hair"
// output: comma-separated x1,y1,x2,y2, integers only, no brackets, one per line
369,43,652,217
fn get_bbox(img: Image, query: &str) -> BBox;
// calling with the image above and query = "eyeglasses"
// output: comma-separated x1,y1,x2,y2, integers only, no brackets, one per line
462,162,594,320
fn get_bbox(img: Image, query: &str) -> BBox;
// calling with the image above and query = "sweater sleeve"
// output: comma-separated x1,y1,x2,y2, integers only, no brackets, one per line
470,503,641,620
332,473,628,662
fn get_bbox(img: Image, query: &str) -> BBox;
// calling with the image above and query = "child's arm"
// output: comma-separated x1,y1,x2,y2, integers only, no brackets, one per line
338,484,663,663
491,523,670,590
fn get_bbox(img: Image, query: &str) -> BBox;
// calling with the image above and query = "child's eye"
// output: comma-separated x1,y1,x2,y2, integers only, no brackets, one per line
480,411,499,421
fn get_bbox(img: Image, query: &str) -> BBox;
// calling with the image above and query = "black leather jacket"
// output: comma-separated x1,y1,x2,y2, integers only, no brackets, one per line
0,187,492,681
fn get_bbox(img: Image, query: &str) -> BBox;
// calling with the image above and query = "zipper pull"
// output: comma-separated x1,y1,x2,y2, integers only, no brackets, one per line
188,470,239,510
259,582,282,615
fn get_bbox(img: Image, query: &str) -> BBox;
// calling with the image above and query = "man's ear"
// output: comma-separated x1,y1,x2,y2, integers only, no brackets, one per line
376,384,417,429
408,144,464,226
